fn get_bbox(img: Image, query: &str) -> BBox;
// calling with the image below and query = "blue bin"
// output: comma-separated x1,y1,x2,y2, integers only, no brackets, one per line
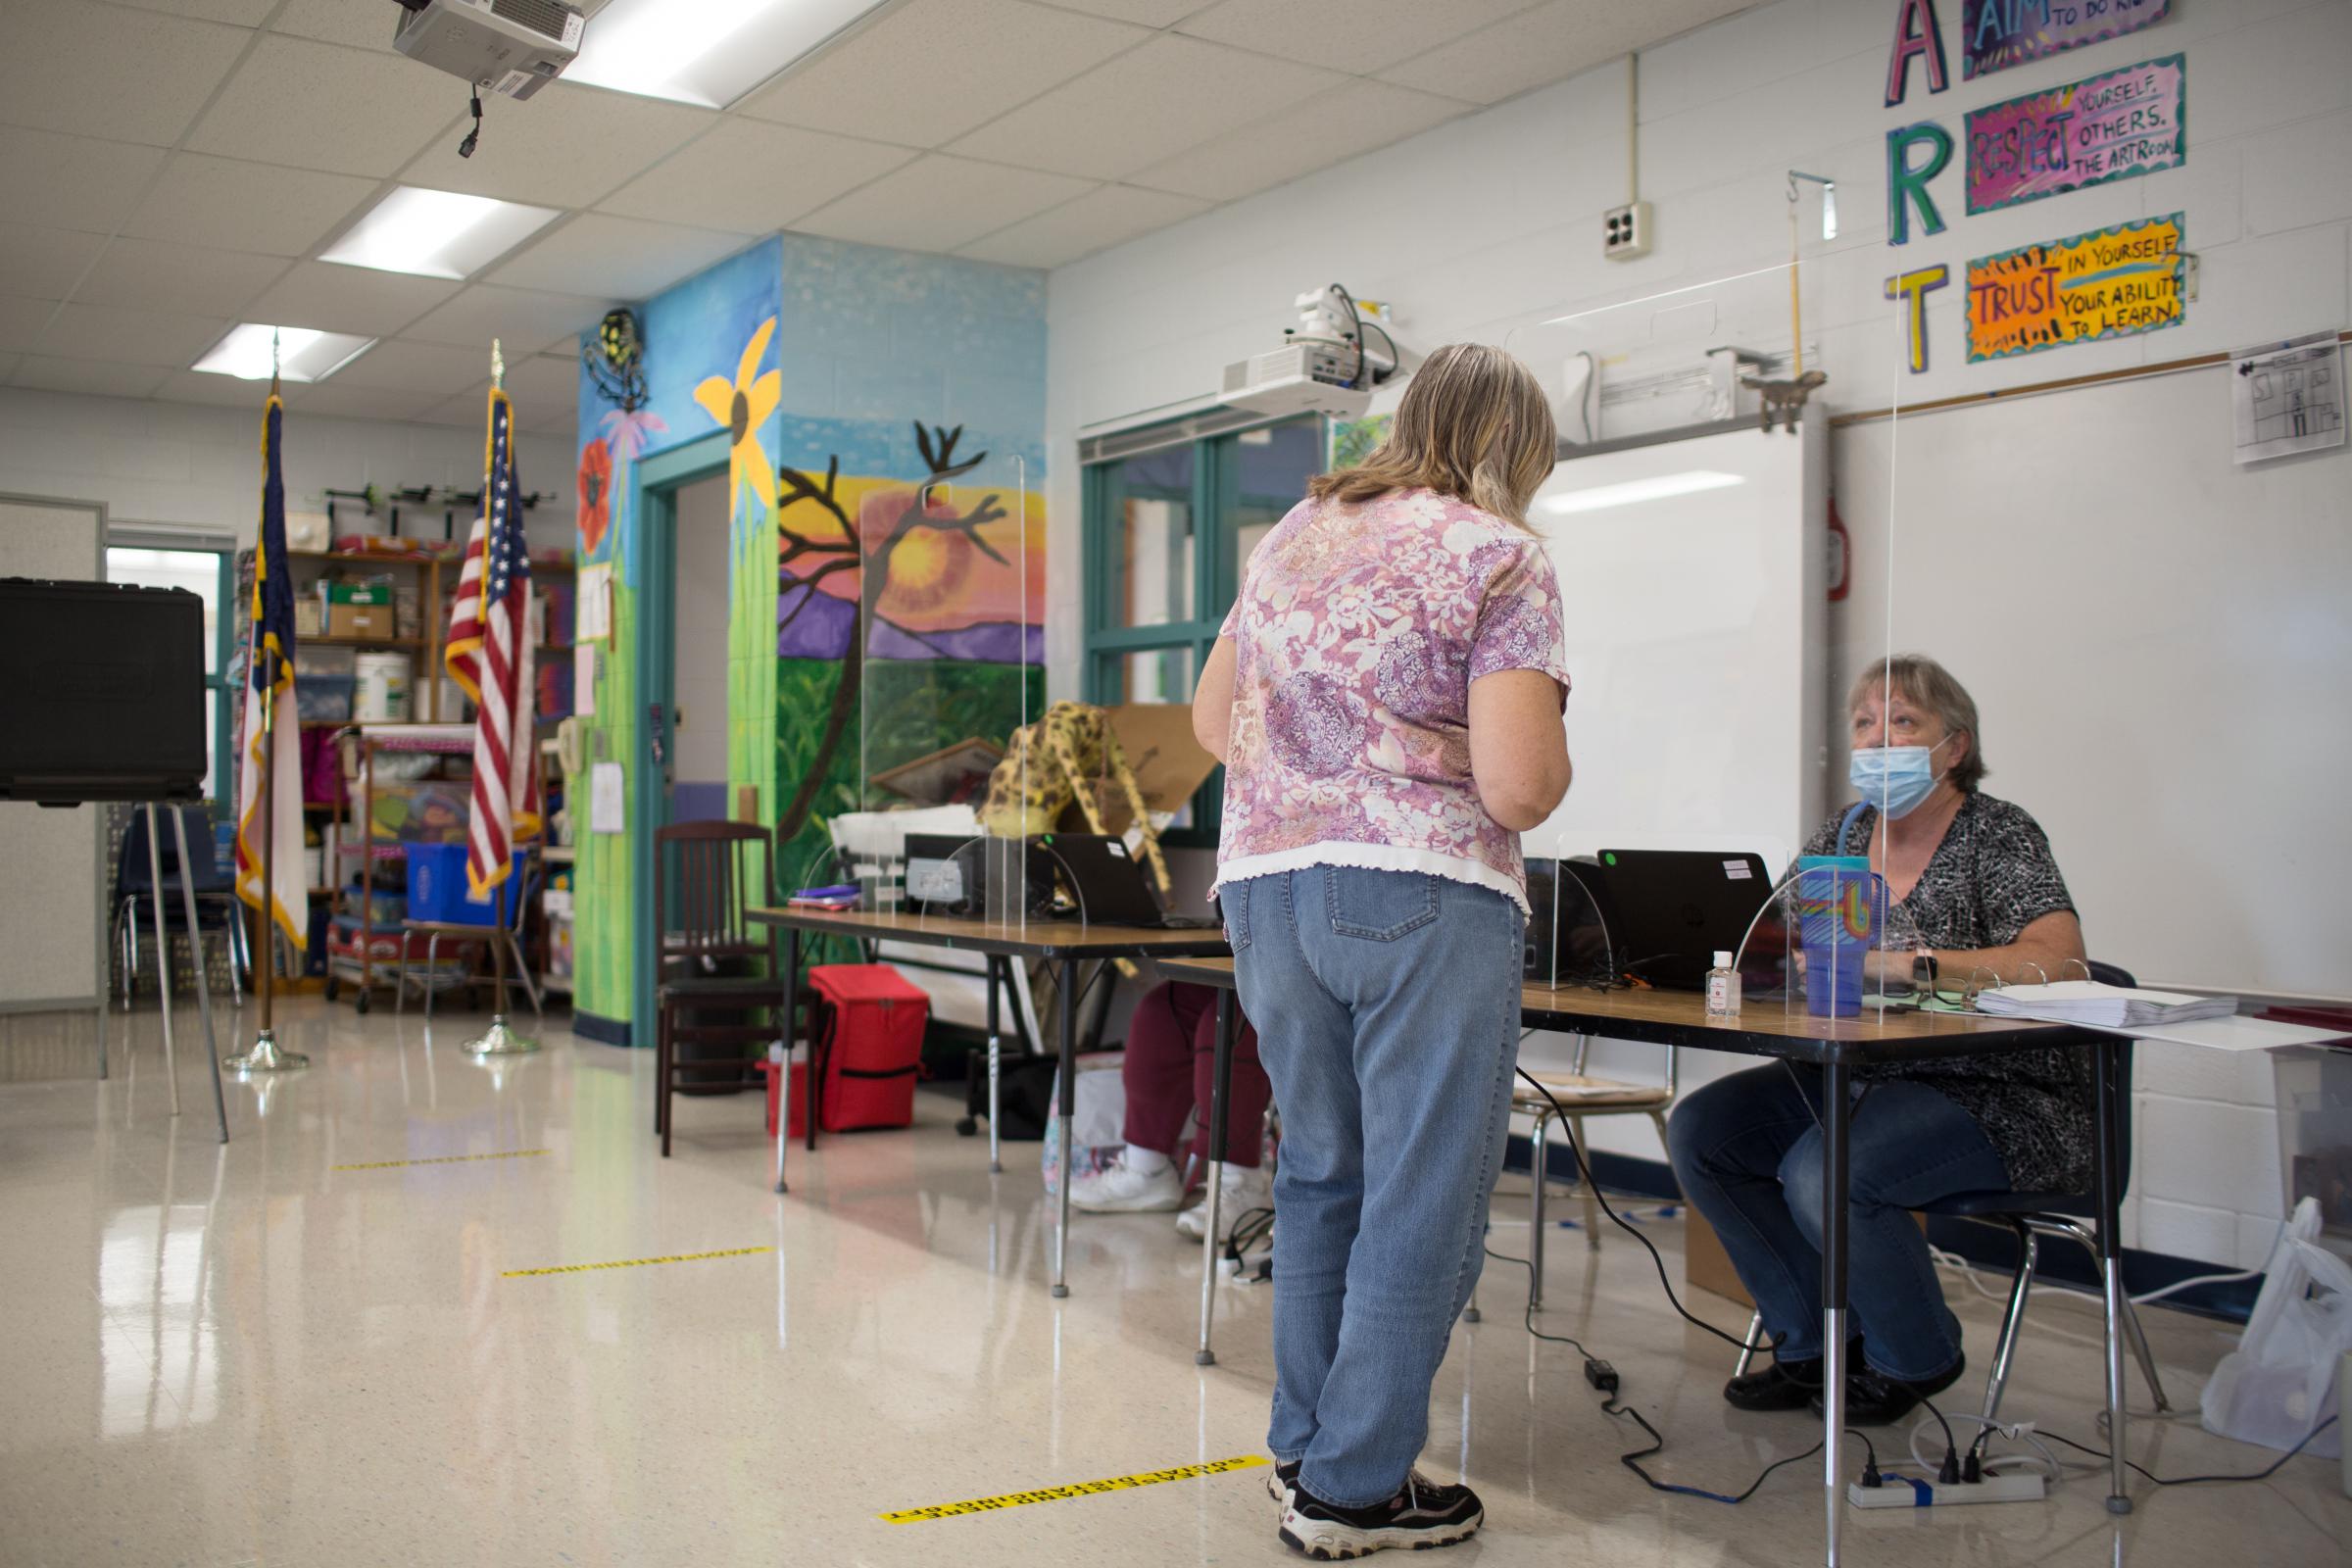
406,842,524,926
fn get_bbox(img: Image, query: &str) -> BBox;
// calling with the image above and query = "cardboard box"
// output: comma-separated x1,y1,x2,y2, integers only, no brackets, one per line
320,582,394,640
1053,703,1219,835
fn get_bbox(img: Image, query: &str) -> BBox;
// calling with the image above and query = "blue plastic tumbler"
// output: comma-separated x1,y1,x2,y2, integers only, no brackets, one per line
1794,856,1880,1018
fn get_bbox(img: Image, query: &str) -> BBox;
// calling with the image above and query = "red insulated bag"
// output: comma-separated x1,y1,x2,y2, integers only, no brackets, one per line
808,964,930,1133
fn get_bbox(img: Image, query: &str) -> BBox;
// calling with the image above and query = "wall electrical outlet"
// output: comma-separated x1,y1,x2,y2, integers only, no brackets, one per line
1603,201,1652,261
1846,1474,2046,1509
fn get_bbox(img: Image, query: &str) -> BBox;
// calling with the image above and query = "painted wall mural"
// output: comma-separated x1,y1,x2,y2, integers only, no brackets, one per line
568,230,1046,1036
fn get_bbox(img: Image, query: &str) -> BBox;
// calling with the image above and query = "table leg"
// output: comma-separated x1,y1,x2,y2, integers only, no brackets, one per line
1197,988,1236,1366
2094,1037,2132,1515
1819,1059,1849,1568
1052,956,1077,1299
986,956,1004,1175
144,805,181,1117
773,926,800,1195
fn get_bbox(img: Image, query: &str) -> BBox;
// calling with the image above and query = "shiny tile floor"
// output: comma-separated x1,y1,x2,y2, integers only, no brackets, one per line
2,998,2344,1568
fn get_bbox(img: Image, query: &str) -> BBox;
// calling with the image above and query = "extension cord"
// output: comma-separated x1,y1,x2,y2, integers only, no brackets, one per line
1845,1474,2045,1509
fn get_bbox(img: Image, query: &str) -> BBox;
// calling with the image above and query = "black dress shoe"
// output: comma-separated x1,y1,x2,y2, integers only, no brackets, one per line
1723,1356,1825,1412
1814,1352,1967,1426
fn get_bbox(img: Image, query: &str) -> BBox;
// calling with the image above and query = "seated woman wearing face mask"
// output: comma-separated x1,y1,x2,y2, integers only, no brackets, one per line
1666,655,2089,1425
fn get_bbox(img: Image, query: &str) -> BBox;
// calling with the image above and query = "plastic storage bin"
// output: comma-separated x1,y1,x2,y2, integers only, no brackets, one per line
406,842,524,926
2275,1044,2352,1259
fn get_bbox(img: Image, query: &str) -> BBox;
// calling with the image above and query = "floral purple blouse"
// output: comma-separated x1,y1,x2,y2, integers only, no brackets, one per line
1211,486,1572,914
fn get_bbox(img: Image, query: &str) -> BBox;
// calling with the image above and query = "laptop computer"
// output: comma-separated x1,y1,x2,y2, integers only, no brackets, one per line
1043,833,1220,929
1592,849,1773,992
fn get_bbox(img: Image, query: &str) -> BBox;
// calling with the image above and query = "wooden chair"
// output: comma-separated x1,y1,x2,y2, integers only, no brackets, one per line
1511,1034,1679,1308
654,820,786,1157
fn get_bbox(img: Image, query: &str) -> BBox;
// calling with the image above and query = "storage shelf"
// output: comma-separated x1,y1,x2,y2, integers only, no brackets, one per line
290,549,455,566
310,635,425,648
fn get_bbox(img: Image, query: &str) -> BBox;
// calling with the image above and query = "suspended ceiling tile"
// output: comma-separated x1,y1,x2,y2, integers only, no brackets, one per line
74,237,289,318
403,285,607,357
737,0,1148,149
153,368,287,409
487,215,753,301
1128,77,1469,202
0,297,59,357
1177,0,1542,75
185,33,460,177
32,301,230,368
436,356,579,425
328,339,505,396
597,121,914,232
1035,0,1210,24
792,154,1095,255
1378,0,1748,106
9,355,174,399
0,0,251,145
109,0,278,24
395,82,716,212
270,0,397,51
122,153,379,256
245,263,464,339
946,33,1343,181
958,183,1210,270
0,128,170,234
0,224,108,302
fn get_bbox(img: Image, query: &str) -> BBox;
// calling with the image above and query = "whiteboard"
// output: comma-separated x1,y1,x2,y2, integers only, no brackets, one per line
1523,416,1828,870
1837,368,2352,1000
0,496,105,1011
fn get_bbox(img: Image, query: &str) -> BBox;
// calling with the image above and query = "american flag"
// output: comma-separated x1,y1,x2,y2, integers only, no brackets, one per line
445,388,539,901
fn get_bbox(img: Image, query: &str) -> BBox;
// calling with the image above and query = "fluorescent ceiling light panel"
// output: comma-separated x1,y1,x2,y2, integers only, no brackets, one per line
193,324,375,382
320,187,561,280
1537,470,1745,516
565,0,891,108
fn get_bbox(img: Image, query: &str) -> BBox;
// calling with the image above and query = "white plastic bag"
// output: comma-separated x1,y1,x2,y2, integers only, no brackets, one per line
2201,1198,2351,1459
1041,1051,1126,1197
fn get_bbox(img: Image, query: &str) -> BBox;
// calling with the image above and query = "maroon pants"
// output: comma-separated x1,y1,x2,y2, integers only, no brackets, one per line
1122,980,1269,1171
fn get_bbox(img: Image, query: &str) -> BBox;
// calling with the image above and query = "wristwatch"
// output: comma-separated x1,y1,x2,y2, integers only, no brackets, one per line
1912,948,1939,992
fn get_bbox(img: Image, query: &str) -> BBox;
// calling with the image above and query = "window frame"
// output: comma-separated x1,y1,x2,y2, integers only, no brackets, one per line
106,534,235,807
1081,413,1324,847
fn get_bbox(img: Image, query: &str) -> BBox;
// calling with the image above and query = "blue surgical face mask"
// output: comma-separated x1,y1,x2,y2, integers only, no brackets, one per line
1848,735,1953,819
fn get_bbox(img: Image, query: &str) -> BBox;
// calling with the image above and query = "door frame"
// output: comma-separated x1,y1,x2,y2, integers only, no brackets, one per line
628,434,731,1042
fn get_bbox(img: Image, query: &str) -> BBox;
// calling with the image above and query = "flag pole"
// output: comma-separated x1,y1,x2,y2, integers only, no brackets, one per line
466,338,536,1058
228,330,309,1073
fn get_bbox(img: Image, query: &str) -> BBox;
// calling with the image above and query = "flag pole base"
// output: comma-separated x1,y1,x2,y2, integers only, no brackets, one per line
224,1027,309,1074
462,1015,538,1056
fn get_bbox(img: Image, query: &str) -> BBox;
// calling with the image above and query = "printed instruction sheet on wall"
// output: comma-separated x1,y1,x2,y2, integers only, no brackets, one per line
589,760,624,834
2231,331,2346,464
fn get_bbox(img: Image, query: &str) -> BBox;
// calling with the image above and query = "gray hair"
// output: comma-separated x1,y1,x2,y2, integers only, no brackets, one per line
1847,654,1986,792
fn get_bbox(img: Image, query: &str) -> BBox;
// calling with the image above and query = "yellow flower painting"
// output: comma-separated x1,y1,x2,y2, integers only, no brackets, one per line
693,316,781,515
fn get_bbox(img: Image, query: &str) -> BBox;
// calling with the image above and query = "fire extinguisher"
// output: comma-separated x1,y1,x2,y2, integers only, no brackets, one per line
1826,489,1851,603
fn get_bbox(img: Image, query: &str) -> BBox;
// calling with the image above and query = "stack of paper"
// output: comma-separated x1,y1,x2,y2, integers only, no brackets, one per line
1976,981,2237,1028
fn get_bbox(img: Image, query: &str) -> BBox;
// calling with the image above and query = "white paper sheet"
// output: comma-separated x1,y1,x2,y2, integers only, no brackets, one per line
577,563,612,641
573,642,596,717
589,760,623,834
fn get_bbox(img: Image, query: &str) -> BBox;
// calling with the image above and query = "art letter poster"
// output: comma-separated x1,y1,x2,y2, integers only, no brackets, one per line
1961,0,2171,80
1966,55,2184,214
1966,213,2184,362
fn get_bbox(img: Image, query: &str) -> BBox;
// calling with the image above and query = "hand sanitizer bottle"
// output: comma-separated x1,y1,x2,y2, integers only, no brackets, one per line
1706,951,1740,1020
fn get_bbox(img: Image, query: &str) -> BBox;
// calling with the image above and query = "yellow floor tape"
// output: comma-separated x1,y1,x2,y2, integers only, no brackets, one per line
331,1149,553,1171
880,1455,1268,1524
501,1245,774,1279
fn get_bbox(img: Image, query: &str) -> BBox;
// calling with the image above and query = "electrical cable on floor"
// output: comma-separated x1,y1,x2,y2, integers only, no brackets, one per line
2034,1414,2336,1487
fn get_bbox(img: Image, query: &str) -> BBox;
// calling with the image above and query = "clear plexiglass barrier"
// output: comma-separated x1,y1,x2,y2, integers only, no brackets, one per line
1732,855,1920,1022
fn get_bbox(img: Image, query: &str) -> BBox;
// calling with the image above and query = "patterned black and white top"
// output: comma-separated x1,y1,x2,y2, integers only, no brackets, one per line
1803,793,2090,1194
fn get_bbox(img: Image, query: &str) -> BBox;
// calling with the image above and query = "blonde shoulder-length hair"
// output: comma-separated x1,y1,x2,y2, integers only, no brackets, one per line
1307,342,1557,527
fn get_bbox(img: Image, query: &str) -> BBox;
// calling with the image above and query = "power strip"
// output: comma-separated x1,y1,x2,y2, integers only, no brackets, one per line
1846,1474,2046,1509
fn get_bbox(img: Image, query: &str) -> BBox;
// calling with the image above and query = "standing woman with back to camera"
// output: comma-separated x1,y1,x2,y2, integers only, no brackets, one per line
1192,343,1573,1558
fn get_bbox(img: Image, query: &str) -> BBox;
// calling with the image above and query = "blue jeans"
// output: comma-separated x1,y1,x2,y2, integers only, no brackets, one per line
1665,1063,2008,1382
1224,868,1523,1508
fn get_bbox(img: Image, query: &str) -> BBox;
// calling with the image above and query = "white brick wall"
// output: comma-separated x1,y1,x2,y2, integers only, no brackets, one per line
0,386,571,553
1051,0,2352,1271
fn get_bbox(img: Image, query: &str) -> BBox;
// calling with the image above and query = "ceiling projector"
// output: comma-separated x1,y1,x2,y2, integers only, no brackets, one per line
392,0,584,101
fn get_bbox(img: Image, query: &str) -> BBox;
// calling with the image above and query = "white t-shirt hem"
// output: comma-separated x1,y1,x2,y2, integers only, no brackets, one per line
1210,843,1530,917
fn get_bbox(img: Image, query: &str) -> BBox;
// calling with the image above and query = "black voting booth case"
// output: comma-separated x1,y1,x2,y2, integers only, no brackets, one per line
0,578,229,1140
